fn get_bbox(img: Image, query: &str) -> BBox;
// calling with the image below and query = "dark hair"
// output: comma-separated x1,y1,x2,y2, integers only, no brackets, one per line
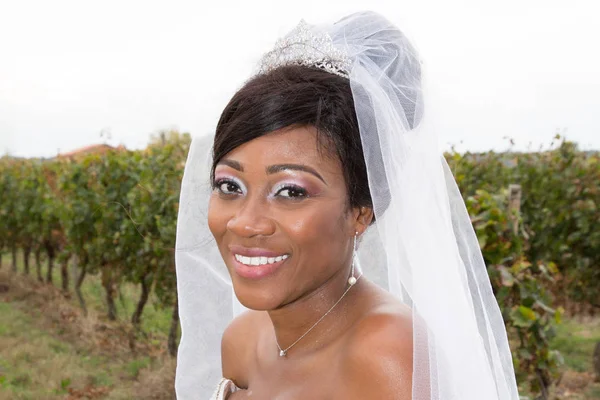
212,65,372,213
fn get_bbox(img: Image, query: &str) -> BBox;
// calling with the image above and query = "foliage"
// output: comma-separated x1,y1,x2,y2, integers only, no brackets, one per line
516,142,599,309
0,134,596,397
447,138,600,310
0,131,190,342
466,188,562,396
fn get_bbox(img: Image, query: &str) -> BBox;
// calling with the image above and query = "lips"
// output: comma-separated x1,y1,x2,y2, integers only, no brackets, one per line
228,245,290,280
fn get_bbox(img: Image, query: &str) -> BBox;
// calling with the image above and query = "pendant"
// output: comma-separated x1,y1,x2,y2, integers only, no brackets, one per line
279,350,286,357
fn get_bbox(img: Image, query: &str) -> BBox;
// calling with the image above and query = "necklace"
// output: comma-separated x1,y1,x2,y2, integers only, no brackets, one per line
275,273,361,357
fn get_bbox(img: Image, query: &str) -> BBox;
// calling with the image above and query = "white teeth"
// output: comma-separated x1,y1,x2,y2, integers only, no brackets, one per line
235,254,289,266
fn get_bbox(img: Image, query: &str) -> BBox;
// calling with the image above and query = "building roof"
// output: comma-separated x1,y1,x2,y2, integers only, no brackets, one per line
56,143,126,159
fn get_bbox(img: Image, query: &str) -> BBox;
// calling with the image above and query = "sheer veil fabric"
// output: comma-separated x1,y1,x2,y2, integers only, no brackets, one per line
175,11,520,400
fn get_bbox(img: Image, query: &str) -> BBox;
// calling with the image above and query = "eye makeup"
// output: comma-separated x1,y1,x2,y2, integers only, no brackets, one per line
213,164,325,200
213,175,247,195
270,182,309,199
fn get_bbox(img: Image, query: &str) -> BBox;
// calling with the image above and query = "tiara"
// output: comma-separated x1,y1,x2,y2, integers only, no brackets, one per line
258,20,351,79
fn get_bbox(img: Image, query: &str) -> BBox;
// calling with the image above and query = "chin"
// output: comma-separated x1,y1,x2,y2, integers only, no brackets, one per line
231,279,286,311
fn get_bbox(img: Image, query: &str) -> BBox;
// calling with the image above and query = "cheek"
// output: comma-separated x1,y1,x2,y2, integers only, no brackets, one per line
284,200,349,258
207,195,229,241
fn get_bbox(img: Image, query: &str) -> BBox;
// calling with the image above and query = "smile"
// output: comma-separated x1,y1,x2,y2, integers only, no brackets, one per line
234,254,289,266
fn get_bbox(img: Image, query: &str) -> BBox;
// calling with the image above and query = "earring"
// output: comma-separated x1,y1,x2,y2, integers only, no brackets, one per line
348,231,358,286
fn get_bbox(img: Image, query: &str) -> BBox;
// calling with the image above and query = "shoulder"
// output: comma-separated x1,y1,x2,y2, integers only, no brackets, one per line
338,302,414,400
221,309,264,387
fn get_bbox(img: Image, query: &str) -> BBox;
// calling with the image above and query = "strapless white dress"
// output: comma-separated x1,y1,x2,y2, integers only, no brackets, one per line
210,378,239,400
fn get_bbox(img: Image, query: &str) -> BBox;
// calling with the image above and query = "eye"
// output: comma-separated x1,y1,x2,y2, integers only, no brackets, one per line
214,179,242,195
275,185,308,198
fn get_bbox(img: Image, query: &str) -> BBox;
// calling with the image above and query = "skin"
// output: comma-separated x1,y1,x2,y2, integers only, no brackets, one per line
208,126,414,399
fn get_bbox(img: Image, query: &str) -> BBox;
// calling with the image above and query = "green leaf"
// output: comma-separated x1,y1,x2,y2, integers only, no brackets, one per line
510,306,537,328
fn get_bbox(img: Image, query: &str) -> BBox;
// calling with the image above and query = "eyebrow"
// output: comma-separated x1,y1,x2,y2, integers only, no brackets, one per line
217,159,243,171
216,159,327,184
266,164,327,184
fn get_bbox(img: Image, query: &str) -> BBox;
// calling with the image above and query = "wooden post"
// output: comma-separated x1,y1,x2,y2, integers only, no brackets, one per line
508,184,522,235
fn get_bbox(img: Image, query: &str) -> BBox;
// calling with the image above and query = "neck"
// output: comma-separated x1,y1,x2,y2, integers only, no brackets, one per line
267,266,358,356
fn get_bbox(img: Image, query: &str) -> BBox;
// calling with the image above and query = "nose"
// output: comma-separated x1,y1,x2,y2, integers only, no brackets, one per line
226,197,276,238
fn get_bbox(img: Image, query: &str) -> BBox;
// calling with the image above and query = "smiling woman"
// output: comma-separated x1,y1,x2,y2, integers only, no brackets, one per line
174,11,520,400
210,127,356,289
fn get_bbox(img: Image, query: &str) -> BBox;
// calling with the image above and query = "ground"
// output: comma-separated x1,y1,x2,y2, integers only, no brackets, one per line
0,265,175,400
549,317,600,399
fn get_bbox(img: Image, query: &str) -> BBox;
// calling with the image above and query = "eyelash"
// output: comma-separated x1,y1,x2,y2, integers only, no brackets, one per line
213,178,244,196
212,179,308,199
272,184,308,199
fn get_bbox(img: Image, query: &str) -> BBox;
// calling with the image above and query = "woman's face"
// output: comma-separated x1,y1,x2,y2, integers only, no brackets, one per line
208,126,359,310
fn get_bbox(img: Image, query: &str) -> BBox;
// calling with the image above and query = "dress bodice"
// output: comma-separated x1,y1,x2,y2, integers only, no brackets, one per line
210,378,239,400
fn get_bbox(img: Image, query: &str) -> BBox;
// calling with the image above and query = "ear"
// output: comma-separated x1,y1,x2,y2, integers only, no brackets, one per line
352,206,374,236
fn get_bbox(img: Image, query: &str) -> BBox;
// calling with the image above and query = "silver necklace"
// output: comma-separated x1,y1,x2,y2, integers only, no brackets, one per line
275,272,361,357
276,233,361,357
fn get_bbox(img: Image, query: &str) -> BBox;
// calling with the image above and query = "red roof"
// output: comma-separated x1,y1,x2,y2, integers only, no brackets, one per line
57,144,126,158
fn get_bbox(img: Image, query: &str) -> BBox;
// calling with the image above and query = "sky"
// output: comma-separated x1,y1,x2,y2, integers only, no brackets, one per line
1,0,599,158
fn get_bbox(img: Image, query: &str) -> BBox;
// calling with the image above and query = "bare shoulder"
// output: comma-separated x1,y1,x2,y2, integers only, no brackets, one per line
338,298,414,399
221,309,264,387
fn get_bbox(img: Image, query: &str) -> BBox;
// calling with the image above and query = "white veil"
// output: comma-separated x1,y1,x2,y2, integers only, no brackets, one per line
175,11,519,400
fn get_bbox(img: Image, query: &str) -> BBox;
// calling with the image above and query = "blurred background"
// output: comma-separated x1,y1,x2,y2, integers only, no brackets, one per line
1,0,598,399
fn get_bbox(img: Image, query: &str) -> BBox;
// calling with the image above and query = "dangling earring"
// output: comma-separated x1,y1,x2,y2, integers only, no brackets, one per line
348,231,358,286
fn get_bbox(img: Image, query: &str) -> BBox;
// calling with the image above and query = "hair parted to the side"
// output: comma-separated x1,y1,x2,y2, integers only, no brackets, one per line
211,65,374,216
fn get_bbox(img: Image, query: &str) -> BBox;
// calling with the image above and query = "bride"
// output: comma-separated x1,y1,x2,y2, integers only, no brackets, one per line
175,11,520,400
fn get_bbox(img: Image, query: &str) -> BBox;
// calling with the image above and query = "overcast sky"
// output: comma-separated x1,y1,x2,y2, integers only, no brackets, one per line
1,0,599,158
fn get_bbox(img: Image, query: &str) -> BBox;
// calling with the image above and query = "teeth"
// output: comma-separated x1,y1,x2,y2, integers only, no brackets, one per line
235,254,288,266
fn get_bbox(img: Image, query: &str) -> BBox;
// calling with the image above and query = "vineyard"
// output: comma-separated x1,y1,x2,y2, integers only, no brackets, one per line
0,133,599,399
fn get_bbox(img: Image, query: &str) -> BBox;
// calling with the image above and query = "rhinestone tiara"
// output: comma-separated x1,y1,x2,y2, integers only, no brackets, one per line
258,20,351,79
